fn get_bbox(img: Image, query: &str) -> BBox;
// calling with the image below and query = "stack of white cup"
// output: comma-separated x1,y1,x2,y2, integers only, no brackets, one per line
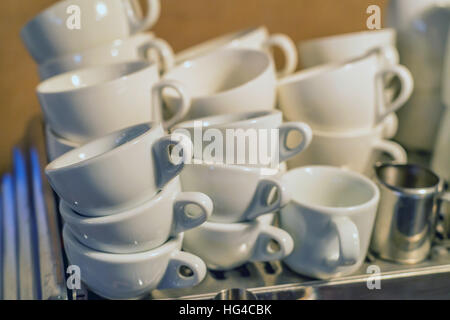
21,0,177,161
278,29,413,174
45,122,213,299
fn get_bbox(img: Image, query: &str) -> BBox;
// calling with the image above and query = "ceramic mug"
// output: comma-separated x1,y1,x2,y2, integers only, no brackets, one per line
280,166,380,279
183,214,294,270
45,126,80,161
298,29,399,68
172,110,312,167
175,26,298,77
21,0,161,64
60,177,213,254
45,123,192,217
63,227,206,299
278,52,414,132
286,122,407,174
180,163,289,223
37,60,191,143
156,49,277,122
38,32,175,80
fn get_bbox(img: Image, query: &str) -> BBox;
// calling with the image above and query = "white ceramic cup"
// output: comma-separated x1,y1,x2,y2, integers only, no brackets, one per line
180,163,289,223
278,52,414,132
37,61,191,143
38,32,175,80
183,214,294,270
298,29,399,68
21,0,161,64
280,166,380,279
286,123,407,174
175,26,298,77
157,49,277,121
45,123,192,217
172,110,312,167
45,126,80,161
60,177,213,254
63,227,206,299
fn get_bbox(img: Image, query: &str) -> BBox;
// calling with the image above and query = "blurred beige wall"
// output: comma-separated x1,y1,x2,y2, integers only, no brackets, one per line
0,0,387,173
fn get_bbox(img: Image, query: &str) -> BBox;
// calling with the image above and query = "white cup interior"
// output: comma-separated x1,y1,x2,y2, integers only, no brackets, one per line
166,50,271,97
46,123,152,170
283,166,377,209
38,60,150,93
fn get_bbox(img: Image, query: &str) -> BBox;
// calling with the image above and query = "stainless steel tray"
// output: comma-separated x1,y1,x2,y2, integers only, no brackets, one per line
33,119,450,300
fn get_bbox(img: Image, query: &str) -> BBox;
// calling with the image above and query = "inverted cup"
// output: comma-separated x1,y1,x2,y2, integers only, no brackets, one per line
280,166,380,279
63,227,206,299
60,177,212,253
45,123,192,216
183,214,294,270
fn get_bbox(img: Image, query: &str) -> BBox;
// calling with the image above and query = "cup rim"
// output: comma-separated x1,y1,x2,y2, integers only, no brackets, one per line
374,163,442,196
194,213,274,232
310,121,385,138
46,126,80,148
299,28,396,47
175,26,267,62
184,161,280,175
63,225,183,262
46,122,161,173
59,177,180,225
282,166,380,214
37,60,155,94
165,48,273,100
278,50,377,86
173,110,281,130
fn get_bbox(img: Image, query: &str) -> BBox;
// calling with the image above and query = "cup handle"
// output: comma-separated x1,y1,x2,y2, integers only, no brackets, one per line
127,0,161,33
375,64,414,123
142,38,175,73
278,122,313,163
251,225,294,262
152,135,193,189
242,177,290,221
171,192,213,235
325,217,360,267
373,139,408,163
151,80,192,130
157,250,207,290
381,113,399,139
263,34,298,77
